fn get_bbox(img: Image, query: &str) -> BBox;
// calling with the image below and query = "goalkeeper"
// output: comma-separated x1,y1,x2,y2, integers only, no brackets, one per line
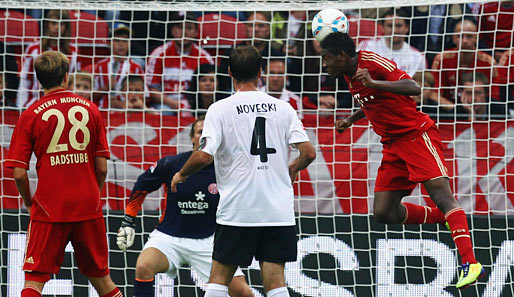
117,117,253,297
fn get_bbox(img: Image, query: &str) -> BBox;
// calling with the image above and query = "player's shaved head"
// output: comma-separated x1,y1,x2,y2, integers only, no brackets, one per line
34,51,69,89
229,46,262,83
320,32,357,58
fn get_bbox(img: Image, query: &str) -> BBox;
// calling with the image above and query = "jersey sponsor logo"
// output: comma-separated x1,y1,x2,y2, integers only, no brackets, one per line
236,103,277,114
353,93,375,107
195,191,205,201
208,183,218,195
177,191,209,215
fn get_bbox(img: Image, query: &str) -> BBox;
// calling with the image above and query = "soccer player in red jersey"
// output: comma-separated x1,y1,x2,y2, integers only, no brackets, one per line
320,32,485,289
5,51,122,297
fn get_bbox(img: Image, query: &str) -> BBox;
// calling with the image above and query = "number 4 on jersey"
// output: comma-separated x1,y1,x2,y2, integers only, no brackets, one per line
250,117,276,162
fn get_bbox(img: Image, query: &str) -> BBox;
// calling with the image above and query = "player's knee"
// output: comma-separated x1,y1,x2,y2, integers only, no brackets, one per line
135,260,158,280
231,287,254,297
373,207,392,224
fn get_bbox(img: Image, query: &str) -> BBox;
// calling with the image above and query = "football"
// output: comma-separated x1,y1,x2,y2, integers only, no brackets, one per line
311,9,349,42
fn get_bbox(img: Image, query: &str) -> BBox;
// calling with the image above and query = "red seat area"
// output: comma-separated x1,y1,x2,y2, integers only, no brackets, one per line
197,13,246,55
0,10,39,44
69,10,110,71
348,17,382,44
69,10,109,44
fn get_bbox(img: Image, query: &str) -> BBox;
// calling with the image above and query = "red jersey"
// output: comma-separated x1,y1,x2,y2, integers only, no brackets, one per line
6,89,110,222
431,49,497,100
146,40,214,100
478,2,514,49
17,42,78,108
345,51,433,140
93,57,144,109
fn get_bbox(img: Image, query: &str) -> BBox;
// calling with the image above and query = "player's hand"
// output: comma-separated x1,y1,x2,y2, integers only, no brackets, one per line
319,95,336,109
335,118,353,133
26,205,32,215
355,68,375,88
171,172,187,192
117,214,136,251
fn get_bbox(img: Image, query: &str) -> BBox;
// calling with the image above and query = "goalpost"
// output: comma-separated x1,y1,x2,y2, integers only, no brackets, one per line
1,0,513,296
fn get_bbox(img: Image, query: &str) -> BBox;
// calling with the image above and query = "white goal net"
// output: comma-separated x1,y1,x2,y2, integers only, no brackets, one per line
1,0,514,296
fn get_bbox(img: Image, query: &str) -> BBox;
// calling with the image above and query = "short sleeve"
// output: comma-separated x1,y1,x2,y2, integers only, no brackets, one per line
287,106,310,145
363,52,410,82
94,109,110,158
5,113,33,169
378,62,410,82
199,105,222,156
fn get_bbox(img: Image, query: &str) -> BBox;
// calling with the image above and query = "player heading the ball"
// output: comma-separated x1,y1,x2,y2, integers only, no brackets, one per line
320,32,485,289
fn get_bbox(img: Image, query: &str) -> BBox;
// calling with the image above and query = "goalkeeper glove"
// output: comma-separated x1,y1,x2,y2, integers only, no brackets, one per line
117,214,136,251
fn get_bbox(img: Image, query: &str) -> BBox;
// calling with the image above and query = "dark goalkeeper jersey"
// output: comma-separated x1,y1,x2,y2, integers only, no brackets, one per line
125,151,219,239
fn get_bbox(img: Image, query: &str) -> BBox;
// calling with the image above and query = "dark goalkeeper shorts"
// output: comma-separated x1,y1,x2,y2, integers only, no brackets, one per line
212,224,297,266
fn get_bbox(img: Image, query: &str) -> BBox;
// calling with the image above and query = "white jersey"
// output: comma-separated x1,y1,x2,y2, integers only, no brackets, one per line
200,91,310,227
358,38,426,77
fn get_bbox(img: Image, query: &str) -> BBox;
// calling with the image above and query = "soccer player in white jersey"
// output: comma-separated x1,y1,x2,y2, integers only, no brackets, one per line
171,46,316,297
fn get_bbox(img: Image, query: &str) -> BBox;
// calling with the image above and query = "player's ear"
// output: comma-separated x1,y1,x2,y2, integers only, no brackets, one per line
228,67,232,77
257,67,262,79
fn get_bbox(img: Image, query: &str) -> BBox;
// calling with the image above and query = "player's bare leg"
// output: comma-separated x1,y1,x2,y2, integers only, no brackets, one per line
260,261,289,297
374,189,446,225
228,276,254,297
423,177,484,288
205,260,237,297
373,190,409,224
21,280,44,297
423,177,459,213
133,247,169,297
135,247,169,279
89,275,123,297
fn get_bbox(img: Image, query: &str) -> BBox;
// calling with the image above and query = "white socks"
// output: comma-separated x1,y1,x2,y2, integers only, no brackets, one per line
267,287,290,297
204,283,229,297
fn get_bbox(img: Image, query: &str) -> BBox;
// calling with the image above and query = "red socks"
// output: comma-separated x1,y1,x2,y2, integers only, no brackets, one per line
445,208,477,264
402,203,445,224
101,287,123,297
21,287,42,297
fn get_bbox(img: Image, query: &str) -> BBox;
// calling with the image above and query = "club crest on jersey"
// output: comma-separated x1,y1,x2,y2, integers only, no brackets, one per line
149,161,158,173
208,183,218,195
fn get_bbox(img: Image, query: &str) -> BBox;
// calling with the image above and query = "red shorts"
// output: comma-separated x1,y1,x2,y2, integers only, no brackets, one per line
23,216,109,280
375,125,449,193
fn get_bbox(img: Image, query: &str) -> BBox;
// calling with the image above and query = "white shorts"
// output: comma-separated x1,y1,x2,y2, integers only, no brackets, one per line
143,229,244,282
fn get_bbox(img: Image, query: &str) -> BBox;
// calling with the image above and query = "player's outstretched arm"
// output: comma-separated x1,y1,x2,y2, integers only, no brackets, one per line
171,151,214,192
118,160,167,251
95,156,108,191
289,141,316,184
13,167,32,214
335,109,365,133
355,68,421,96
